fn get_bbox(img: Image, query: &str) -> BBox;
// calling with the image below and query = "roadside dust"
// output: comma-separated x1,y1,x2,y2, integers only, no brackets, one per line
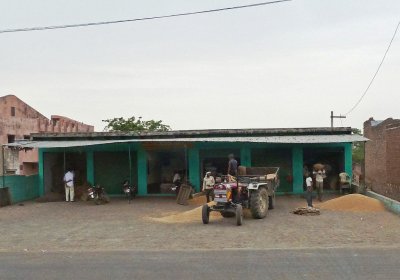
319,194,385,212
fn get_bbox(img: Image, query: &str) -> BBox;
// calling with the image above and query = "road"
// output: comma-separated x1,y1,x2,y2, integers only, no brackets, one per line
0,248,399,280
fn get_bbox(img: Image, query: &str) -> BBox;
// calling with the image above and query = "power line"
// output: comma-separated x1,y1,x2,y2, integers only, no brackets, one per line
345,20,400,116
0,0,291,34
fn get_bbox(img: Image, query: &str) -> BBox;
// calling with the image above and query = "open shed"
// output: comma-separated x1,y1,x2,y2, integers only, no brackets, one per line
4,127,367,197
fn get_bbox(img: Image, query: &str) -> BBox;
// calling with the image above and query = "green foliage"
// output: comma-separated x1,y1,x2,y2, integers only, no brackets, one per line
352,128,364,164
103,116,171,132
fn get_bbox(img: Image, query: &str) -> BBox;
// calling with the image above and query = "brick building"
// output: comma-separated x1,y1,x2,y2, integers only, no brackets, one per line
0,95,94,175
364,117,400,201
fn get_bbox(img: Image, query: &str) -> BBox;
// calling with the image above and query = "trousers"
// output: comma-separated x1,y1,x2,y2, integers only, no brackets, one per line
305,190,313,207
315,181,323,201
205,188,214,203
65,185,74,202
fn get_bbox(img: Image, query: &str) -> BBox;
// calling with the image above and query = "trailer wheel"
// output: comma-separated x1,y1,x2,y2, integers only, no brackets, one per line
250,188,269,219
202,204,210,224
268,193,275,210
236,205,243,226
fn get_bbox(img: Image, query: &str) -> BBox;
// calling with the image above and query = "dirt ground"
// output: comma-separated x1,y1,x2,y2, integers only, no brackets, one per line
0,195,399,252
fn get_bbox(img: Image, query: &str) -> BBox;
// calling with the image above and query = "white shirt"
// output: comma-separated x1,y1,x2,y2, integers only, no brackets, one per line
314,170,325,182
63,171,74,187
202,175,215,190
306,177,313,187
173,173,181,183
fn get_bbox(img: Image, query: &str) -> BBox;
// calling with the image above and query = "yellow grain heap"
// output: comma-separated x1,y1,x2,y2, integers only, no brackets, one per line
150,202,221,224
319,194,385,212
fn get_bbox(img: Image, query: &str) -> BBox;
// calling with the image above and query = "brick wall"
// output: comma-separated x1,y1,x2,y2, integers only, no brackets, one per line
364,117,400,201
0,95,94,175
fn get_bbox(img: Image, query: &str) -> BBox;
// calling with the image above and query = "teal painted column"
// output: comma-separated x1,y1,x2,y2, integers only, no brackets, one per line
38,149,45,196
240,146,252,167
137,148,148,196
188,147,200,192
344,143,353,179
86,151,94,185
292,146,304,194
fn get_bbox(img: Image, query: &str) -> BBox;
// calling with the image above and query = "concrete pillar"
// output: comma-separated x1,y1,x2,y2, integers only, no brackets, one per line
292,146,304,194
137,148,148,196
188,147,200,192
240,146,252,167
344,143,353,179
38,149,45,196
86,151,94,185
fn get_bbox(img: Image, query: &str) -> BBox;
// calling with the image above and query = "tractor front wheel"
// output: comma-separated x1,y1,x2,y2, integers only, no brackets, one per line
202,204,210,224
236,205,243,226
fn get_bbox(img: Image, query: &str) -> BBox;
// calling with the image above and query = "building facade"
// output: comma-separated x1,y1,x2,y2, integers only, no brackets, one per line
364,117,400,201
0,95,94,175
8,127,364,197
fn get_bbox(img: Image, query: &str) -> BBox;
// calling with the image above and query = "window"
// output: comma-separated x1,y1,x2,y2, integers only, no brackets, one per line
7,135,15,143
24,135,30,140
11,107,16,117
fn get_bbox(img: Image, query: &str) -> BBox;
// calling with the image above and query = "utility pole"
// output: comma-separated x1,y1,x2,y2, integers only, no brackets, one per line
330,111,346,128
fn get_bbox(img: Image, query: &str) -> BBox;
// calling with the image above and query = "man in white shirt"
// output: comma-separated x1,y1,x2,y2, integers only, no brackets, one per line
63,168,75,202
172,171,182,195
202,172,215,203
305,173,313,208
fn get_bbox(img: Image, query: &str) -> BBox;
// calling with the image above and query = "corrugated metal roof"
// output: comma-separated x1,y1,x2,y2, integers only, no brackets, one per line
4,135,368,149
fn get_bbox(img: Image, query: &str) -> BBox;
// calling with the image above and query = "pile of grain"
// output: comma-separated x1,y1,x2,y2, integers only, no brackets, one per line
150,202,221,224
319,194,385,212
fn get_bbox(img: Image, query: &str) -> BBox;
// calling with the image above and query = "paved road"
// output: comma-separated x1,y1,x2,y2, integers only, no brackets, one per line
0,248,399,280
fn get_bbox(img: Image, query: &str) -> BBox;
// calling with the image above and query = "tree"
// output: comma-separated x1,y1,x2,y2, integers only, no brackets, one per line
103,116,171,132
352,128,364,164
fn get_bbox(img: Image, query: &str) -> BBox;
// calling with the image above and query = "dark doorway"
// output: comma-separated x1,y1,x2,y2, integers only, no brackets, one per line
303,147,344,191
147,150,186,194
43,152,86,194
200,149,241,178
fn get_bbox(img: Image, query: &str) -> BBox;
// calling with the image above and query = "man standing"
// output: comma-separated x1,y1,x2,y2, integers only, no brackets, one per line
172,170,182,196
305,172,313,208
202,172,215,203
63,168,75,202
227,154,238,177
313,168,326,202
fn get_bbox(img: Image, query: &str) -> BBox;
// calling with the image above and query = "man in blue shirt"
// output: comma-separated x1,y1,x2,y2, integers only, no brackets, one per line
227,154,238,177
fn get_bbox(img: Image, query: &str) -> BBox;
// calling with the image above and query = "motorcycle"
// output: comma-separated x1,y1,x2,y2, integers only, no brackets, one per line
87,185,110,205
123,180,137,203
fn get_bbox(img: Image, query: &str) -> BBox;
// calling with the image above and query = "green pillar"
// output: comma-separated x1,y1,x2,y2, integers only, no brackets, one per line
38,149,45,196
137,147,148,196
240,146,251,167
292,146,304,194
344,143,353,179
188,147,200,192
86,151,94,185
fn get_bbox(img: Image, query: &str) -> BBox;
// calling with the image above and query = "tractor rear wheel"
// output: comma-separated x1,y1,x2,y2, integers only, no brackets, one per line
250,188,269,219
202,204,210,224
236,205,243,226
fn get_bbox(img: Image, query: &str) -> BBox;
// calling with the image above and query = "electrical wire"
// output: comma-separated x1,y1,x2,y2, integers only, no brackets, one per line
0,0,291,34
344,20,400,116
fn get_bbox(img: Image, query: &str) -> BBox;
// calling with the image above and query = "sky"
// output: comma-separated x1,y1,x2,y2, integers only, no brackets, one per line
0,0,399,131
